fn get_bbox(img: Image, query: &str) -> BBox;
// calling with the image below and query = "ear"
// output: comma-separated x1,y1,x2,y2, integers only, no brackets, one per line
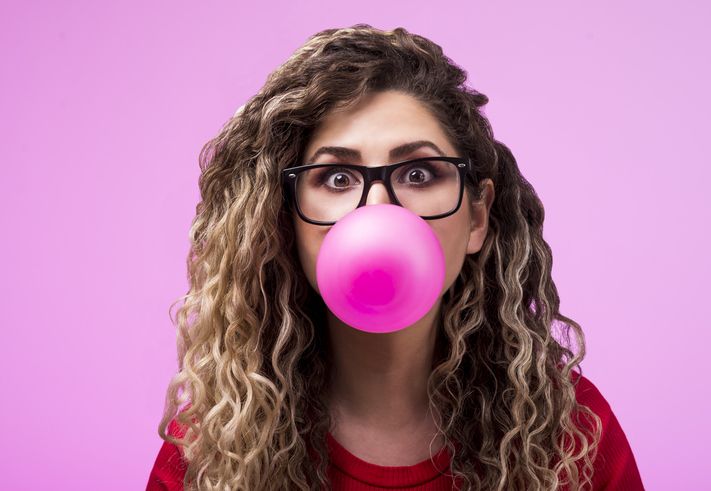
466,178,495,255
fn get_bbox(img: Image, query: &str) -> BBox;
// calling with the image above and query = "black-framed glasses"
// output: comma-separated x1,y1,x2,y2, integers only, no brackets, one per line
281,156,476,226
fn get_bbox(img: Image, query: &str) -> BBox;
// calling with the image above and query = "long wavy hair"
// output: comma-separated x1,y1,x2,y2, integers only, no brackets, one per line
156,24,602,490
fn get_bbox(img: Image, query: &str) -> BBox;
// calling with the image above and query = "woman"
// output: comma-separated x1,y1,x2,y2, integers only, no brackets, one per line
146,24,644,490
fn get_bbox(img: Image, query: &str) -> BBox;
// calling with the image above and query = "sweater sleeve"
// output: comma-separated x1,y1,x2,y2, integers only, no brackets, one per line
575,373,645,490
145,419,189,491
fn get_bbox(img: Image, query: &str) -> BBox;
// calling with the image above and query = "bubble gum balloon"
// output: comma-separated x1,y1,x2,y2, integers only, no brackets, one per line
315,203,445,334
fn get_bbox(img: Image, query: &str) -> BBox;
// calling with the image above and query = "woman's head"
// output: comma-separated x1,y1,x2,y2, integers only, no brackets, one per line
292,88,495,306
159,24,601,490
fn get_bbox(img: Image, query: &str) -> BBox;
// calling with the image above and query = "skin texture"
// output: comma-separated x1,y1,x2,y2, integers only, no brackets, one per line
292,89,495,465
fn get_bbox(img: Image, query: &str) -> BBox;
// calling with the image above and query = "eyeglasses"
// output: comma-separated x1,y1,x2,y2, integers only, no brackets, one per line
281,156,476,226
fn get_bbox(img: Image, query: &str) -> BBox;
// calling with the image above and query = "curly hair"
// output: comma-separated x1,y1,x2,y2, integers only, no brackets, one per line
156,23,602,490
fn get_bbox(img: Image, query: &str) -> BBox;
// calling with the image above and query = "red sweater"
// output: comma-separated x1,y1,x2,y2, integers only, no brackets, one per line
146,374,644,490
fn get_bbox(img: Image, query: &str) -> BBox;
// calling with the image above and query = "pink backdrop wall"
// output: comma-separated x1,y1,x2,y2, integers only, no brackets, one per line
2,1,709,489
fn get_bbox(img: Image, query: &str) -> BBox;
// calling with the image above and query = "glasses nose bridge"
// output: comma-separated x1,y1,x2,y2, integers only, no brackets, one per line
360,163,397,205
363,164,390,184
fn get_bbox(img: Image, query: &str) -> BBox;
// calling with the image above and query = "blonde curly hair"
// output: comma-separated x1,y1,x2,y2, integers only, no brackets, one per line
156,23,602,490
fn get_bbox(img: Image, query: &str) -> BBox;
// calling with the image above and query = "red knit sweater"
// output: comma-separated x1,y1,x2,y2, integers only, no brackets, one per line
146,373,644,490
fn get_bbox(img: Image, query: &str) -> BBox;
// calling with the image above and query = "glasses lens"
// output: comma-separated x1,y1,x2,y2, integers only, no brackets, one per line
294,159,461,223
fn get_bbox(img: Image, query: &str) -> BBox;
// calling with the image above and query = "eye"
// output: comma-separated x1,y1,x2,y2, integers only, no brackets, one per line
316,166,361,190
397,162,440,186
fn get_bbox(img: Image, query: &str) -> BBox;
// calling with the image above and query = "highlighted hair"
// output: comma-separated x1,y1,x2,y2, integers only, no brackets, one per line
157,24,601,490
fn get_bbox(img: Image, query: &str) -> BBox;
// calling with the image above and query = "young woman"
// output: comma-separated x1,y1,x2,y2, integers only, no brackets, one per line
146,24,644,491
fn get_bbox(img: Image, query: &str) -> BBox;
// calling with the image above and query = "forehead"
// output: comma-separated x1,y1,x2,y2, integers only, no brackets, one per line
304,90,456,159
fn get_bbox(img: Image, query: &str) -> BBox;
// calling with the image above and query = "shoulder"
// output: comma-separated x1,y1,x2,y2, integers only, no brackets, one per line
571,370,613,419
569,370,646,489
146,436,187,490
569,370,622,444
145,414,191,490
167,416,189,440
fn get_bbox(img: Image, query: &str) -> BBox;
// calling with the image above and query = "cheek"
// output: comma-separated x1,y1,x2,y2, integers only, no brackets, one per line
292,220,328,292
431,221,469,292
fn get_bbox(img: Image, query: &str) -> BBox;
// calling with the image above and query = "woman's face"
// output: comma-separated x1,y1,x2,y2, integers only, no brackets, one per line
292,89,493,300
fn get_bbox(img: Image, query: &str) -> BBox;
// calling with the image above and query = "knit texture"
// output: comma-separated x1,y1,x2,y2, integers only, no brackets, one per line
146,373,644,490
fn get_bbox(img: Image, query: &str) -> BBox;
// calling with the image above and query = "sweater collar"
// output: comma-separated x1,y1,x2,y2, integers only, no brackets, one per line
325,430,455,487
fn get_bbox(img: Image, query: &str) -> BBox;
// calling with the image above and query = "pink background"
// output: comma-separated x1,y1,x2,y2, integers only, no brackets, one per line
2,1,709,489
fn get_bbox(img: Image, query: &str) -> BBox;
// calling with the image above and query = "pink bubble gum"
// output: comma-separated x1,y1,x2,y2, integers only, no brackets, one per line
316,204,445,333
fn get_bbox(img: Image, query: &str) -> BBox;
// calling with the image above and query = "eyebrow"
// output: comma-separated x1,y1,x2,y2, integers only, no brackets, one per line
307,140,445,163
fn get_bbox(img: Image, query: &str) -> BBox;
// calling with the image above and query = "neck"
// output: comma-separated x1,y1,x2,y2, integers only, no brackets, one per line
324,298,442,433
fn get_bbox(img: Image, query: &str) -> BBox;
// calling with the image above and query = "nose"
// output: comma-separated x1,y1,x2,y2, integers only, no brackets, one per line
364,181,393,206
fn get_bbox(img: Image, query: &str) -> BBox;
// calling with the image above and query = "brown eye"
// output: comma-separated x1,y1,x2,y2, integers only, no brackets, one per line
315,167,361,192
397,162,439,187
